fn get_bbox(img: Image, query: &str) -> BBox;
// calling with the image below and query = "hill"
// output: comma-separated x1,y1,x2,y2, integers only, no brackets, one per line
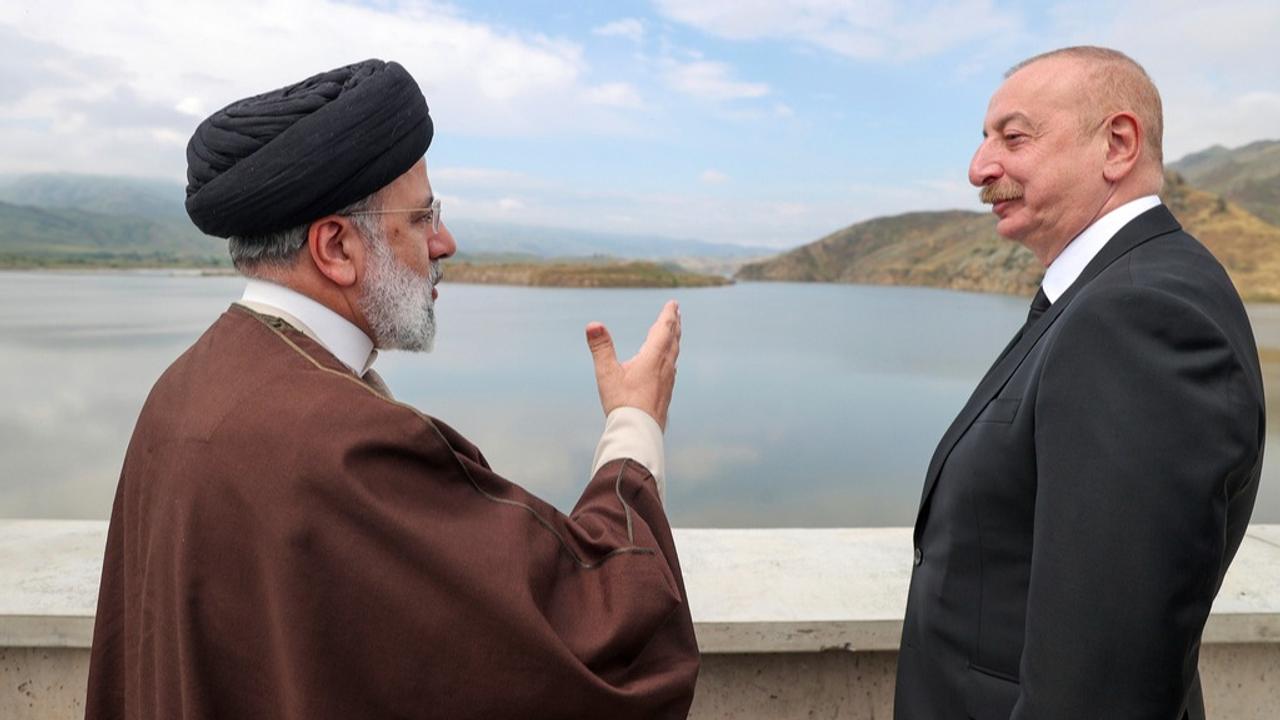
0,201,227,268
1161,172,1280,300
0,173,187,222
1169,139,1280,225
738,172,1280,302
445,260,732,288
737,209,1039,295
0,173,756,267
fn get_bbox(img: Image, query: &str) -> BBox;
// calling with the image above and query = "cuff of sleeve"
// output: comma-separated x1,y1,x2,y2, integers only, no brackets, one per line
591,407,666,504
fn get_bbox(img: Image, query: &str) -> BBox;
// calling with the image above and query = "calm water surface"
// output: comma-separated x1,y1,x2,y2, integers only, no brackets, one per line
3,270,1277,527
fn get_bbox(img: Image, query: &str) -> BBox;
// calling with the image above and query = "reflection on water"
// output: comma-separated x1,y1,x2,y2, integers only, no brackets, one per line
2,270,1277,528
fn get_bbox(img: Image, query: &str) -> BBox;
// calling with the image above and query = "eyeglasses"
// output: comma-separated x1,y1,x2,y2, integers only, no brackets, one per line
342,197,442,233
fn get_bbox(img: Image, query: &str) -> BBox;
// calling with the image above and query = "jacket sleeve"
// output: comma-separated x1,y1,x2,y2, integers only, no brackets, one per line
1012,285,1261,718
201,397,699,720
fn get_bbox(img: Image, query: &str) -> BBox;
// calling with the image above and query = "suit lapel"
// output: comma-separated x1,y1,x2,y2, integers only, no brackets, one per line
913,205,1183,536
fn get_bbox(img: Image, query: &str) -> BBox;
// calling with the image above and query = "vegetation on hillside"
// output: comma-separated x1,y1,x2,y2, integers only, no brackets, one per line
1161,173,1280,301
445,260,732,288
0,201,225,267
3,150,1276,300
736,210,1041,295
1170,140,1280,225
738,171,1280,302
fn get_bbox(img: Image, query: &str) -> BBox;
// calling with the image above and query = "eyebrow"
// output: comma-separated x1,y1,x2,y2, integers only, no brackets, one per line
984,111,1033,137
420,194,434,208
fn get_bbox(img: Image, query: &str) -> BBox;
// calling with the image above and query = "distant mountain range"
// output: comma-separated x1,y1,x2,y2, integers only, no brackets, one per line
1169,140,1280,226
0,200,225,267
739,141,1280,303
0,173,759,268
5,141,1278,302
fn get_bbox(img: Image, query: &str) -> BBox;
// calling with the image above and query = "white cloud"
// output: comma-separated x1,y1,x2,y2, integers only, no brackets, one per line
1164,88,1280,162
431,167,542,188
592,18,645,44
664,59,769,101
700,169,728,184
0,0,639,178
497,197,527,212
841,177,985,223
174,97,206,117
150,128,188,147
653,0,1022,61
584,82,644,108
1045,0,1280,160
774,201,810,217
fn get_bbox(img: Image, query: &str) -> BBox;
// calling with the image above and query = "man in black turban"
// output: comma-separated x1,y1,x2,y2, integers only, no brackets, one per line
86,59,699,720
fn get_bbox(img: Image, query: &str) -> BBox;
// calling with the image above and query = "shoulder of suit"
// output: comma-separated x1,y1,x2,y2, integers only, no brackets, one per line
1085,230,1235,302
1054,281,1236,361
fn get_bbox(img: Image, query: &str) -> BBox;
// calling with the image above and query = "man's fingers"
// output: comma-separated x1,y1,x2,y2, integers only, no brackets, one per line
585,322,619,372
642,301,680,353
663,300,679,334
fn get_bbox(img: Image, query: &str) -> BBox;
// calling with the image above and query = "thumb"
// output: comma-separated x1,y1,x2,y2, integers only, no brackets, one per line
585,322,618,372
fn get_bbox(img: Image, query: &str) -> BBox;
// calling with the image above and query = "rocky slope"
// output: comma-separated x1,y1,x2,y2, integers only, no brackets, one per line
738,173,1280,302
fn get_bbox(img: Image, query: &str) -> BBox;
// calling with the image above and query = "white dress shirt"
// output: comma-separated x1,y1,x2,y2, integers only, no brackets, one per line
235,279,667,501
1041,195,1162,303
238,279,377,374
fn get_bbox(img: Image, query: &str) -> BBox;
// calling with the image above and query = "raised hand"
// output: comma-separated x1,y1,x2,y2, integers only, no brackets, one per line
585,300,681,431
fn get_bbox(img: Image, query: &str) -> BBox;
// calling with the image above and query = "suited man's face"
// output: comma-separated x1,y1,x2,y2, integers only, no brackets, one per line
968,57,1114,266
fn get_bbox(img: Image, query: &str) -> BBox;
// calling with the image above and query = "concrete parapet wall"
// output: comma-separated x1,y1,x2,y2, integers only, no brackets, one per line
4,521,1280,718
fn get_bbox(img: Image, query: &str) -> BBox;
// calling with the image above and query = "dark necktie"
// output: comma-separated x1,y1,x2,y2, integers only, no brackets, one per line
1027,287,1051,326
991,287,1052,367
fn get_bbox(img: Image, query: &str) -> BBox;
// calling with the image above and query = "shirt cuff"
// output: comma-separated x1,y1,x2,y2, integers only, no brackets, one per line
590,407,666,504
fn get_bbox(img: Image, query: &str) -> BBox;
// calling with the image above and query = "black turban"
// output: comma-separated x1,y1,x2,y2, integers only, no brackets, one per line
185,59,432,239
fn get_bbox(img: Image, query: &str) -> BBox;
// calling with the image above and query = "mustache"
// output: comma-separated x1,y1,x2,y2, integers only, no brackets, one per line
979,181,1024,205
427,261,443,287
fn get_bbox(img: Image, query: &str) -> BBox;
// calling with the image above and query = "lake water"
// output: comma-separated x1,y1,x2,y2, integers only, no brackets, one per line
3,270,1278,527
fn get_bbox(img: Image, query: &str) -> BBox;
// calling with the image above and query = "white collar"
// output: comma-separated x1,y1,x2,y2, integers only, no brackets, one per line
1041,195,1162,303
237,279,377,375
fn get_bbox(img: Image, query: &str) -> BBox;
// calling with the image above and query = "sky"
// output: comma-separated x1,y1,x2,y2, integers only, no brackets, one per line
1,0,1278,249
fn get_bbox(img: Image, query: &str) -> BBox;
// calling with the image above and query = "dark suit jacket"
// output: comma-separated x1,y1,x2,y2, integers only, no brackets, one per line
895,205,1265,720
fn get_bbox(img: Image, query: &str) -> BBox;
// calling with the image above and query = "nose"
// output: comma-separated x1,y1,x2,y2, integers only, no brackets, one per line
430,222,456,260
969,138,1002,188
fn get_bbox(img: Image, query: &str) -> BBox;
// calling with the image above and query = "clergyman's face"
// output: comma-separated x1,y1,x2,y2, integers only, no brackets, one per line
358,158,457,351
968,58,1111,262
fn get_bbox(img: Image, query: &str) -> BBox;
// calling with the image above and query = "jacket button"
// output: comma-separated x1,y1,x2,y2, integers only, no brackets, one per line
913,547,923,566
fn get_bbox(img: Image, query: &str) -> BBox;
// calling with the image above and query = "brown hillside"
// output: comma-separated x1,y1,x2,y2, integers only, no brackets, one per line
736,210,1041,295
1170,140,1280,226
1162,173,1280,302
738,172,1280,302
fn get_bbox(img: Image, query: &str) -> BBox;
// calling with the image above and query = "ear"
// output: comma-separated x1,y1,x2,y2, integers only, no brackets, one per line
1101,111,1142,184
305,216,365,288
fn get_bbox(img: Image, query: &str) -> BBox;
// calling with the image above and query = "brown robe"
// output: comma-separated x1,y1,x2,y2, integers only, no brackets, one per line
86,305,699,719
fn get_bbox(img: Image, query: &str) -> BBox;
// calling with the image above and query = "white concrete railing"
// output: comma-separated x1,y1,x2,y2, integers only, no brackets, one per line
4,521,1280,719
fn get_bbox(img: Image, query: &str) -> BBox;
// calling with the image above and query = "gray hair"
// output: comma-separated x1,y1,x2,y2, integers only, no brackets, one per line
228,191,385,276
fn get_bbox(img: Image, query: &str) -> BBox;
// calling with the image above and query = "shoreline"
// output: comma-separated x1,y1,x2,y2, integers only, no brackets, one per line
3,265,1280,306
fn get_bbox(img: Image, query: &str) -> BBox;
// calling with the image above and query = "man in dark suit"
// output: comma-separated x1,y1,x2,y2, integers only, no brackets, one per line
895,46,1265,719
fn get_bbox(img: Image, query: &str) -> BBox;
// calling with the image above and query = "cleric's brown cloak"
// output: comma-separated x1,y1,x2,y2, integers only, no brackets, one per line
85,306,699,719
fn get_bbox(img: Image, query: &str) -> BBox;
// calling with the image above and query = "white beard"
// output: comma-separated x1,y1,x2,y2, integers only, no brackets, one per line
359,234,440,352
